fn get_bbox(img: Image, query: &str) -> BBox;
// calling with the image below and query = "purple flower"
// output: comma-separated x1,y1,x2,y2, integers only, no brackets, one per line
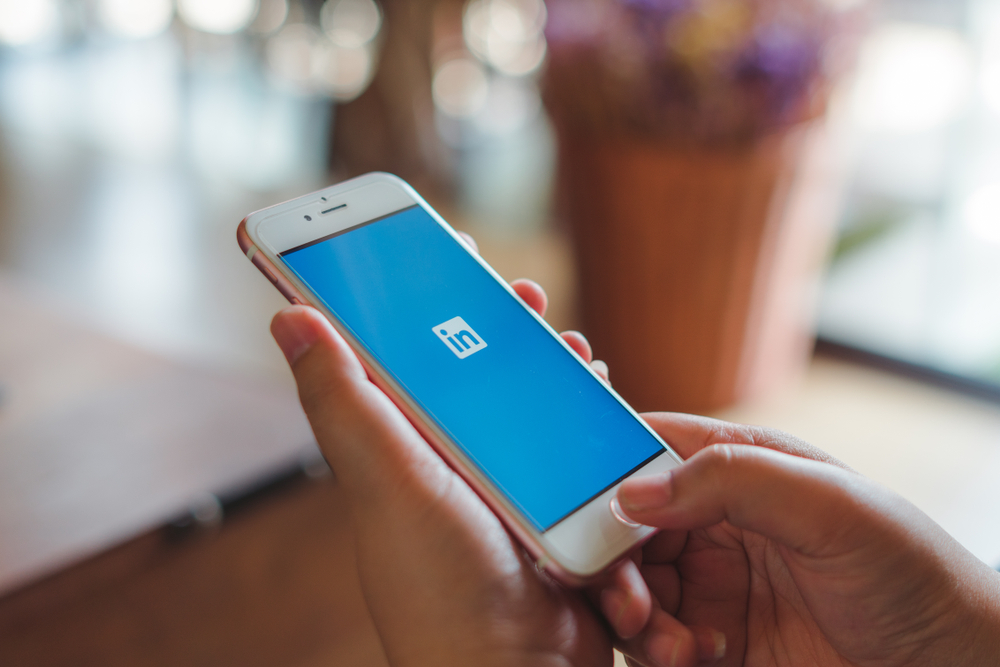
620,0,692,18
542,0,853,142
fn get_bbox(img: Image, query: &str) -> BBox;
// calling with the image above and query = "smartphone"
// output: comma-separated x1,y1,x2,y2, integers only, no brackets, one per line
237,172,682,584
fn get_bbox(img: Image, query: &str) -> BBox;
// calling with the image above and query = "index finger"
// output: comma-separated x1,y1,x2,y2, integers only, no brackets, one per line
642,412,851,470
457,231,479,254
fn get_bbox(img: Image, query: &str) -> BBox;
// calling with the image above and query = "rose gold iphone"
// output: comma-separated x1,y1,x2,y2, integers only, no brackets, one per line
237,172,682,585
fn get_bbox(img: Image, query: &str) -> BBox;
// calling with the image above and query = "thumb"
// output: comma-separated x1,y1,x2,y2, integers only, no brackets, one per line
617,444,876,556
271,306,451,506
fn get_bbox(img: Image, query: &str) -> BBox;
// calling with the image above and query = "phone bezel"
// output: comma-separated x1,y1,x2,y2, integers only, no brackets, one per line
239,172,682,583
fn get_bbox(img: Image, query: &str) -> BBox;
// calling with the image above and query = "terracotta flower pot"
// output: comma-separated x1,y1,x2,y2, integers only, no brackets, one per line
555,121,842,414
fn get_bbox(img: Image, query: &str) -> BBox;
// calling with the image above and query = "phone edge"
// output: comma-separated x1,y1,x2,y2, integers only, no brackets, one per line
236,184,657,586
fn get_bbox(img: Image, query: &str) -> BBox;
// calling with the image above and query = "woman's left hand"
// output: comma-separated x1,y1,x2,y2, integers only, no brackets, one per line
271,265,662,667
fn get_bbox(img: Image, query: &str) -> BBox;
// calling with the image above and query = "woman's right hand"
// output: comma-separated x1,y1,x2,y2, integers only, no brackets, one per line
601,413,1000,667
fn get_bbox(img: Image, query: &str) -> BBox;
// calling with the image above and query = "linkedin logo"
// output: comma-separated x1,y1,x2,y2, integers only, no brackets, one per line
433,316,487,359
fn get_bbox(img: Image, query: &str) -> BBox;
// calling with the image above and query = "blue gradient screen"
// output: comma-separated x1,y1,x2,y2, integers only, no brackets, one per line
280,206,664,530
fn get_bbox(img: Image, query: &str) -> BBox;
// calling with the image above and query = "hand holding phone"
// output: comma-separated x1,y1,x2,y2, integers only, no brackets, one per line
270,295,651,666
270,314,1000,667
248,175,1000,667
239,173,713,664
239,173,681,581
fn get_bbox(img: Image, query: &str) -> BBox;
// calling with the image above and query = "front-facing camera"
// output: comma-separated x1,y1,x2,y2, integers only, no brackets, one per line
304,215,312,221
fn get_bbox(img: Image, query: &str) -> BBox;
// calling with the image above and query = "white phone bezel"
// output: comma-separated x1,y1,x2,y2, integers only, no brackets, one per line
242,172,683,580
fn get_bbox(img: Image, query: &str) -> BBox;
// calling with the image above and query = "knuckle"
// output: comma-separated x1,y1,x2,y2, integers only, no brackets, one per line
704,443,738,468
700,443,751,494
746,425,774,446
751,424,796,450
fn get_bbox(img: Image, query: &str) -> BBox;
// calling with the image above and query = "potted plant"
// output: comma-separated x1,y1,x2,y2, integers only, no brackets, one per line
543,0,865,412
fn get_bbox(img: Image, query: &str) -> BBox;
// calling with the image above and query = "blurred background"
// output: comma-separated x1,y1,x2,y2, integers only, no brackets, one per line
0,0,997,394
0,0,564,382
1,0,1000,664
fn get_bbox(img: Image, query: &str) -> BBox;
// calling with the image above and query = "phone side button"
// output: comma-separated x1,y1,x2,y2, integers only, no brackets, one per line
261,266,280,286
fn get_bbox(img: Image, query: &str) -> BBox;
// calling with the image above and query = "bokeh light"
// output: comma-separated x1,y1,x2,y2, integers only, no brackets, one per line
816,0,868,10
249,0,288,34
177,0,259,35
850,24,974,133
320,0,382,48
266,22,376,100
99,0,174,40
463,0,547,77
314,42,374,100
433,57,489,118
85,40,182,161
984,62,1000,114
472,75,540,135
266,23,323,88
964,184,1000,245
0,0,59,47
972,0,1000,115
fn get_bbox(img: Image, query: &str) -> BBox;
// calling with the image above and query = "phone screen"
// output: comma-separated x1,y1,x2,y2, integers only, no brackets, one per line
279,205,665,531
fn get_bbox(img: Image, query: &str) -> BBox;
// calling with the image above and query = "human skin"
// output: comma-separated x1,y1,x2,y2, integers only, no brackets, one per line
269,272,1000,667
613,416,1000,666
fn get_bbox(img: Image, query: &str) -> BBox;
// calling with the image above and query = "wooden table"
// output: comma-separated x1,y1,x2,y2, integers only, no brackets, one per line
0,276,388,666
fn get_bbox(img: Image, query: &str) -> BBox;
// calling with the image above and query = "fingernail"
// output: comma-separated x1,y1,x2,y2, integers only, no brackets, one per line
272,308,319,365
712,630,726,659
646,634,681,667
694,628,726,661
591,359,609,380
619,472,673,513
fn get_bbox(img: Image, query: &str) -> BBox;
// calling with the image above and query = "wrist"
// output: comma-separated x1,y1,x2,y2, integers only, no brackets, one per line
932,560,1000,667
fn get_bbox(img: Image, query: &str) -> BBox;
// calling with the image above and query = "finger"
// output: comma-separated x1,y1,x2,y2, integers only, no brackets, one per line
641,530,688,565
457,231,479,254
560,330,593,363
271,306,450,506
690,626,728,663
618,444,872,556
590,359,609,383
640,412,850,470
511,278,548,317
639,563,681,615
588,558,652,640
617,607,702,667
